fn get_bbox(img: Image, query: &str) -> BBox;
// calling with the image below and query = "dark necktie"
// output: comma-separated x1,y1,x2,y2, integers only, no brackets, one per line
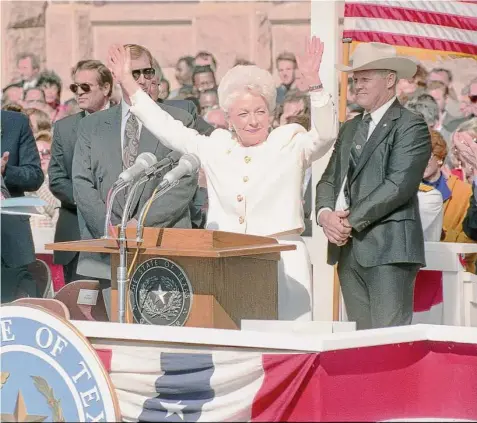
344,114,372,205
123,113,140,169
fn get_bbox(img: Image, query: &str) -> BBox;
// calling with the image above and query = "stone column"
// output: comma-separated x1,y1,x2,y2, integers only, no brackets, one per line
310,0,343,321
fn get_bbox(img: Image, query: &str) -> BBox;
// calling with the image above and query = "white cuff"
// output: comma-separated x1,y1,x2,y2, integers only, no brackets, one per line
309,90,331,107
316,207,332,226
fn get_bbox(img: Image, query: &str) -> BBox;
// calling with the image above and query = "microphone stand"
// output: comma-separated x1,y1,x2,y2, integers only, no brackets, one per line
135,180,180,241
103,181,128,239
116,160,176,323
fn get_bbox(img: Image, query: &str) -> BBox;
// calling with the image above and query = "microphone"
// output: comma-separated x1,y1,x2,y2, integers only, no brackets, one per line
117,152,157,184
145,151,182,179
157,154,200,189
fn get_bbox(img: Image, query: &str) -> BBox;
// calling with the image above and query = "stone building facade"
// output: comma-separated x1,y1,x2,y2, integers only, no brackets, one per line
1,0,312,101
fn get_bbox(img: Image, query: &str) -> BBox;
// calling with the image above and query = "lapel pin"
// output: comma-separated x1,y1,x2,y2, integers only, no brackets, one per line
383,123,387,127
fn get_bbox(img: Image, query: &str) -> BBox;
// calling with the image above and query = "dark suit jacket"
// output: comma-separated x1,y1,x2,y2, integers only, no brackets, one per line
48,111,86,265
72,102,199,280
1,110,44,267
316,100,431,267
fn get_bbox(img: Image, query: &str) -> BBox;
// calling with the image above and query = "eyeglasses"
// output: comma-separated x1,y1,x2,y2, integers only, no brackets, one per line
70,83,97,94
132,68,155,81
38,149,51,157
469,95,477,104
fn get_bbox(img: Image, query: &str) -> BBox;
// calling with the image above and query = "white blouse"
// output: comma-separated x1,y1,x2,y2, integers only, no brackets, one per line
130,89,337,236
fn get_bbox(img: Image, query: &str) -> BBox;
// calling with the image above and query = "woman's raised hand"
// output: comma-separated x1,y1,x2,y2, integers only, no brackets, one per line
296,36,324,88
108,44,132,84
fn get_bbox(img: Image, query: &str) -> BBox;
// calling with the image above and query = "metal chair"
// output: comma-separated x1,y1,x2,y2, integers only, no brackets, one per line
27,258,53,299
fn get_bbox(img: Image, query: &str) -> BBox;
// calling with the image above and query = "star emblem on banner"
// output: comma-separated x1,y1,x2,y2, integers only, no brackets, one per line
160,400,186,420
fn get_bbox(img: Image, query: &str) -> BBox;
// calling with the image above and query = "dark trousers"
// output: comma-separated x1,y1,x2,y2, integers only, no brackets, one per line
62,253,93,284
1,261,38,303
337,242,419,330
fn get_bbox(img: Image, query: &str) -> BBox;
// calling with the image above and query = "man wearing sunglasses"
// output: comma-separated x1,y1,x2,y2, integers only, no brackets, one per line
72,43,198,291
49,59,113,284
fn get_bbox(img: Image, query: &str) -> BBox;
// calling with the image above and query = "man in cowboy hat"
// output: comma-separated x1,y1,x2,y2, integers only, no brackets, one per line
316,42,431,330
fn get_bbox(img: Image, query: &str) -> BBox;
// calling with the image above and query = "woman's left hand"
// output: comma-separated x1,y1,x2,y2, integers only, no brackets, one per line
296,36,324,89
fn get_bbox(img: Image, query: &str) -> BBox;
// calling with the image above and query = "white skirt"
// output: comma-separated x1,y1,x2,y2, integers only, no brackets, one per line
275,234,312,321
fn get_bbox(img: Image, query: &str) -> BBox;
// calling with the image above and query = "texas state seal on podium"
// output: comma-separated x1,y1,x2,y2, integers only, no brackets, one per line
0,305,121,422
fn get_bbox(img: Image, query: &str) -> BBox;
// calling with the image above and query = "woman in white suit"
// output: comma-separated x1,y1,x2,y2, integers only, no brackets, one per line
108,38,337,321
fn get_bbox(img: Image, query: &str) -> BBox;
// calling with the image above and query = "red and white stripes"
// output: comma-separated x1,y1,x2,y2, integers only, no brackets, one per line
343,0,477,55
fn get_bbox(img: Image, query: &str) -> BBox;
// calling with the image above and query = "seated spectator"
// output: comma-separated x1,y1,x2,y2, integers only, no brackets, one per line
427,67,462,118
405,93,440,129
24,108,52,135
426,81,452,131
169,55,194,99
274,89,310,128
192,65,217,94
199,89,219,116
425,129,476,271
397,63,428,103
275,51,297,105
1,82,24,107
159,78,170,100
38,70,67,122
24,116,60,230
195,50,217,73
17,52,41,90
24,87,46,105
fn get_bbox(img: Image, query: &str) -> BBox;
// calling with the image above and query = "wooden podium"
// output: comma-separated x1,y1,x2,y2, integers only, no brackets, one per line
46,229,294,329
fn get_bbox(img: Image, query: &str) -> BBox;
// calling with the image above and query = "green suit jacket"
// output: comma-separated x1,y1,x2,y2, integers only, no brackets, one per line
316,99,431,268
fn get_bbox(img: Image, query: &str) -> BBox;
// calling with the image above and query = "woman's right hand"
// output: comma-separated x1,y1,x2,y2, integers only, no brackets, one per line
108,44,132,84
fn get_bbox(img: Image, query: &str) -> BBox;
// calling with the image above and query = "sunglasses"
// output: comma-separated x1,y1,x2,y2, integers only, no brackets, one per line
70,83,96,94
132,68,155,81
469,95,477,104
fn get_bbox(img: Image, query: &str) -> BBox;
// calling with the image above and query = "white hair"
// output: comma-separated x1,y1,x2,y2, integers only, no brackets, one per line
218,65,277,113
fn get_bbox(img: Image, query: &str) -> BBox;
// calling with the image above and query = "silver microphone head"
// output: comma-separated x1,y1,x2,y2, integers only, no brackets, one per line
136,152,157,168
179,154,201,174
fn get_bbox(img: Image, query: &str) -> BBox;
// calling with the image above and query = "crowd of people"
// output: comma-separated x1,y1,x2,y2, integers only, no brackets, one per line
1,39,477,330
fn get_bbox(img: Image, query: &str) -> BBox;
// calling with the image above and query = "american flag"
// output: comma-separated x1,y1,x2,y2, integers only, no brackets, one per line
91,329,477,422
343,0,477,56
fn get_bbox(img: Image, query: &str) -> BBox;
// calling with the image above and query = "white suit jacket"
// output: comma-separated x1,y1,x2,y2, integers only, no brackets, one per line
130,89,337,236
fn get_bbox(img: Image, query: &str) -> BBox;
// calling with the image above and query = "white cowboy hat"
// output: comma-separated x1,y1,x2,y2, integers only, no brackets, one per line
335,42,417,80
